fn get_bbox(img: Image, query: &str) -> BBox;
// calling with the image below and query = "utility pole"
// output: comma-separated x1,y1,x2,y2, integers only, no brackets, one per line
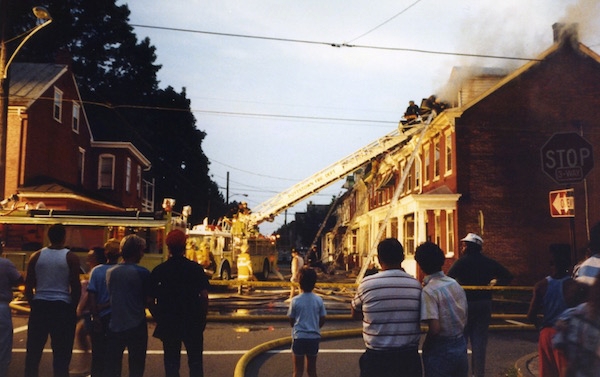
0,0,10,201
0,4,53,202
226,171,230,204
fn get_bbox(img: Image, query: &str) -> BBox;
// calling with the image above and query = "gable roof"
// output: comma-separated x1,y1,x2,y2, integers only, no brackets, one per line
460,36,600,113
8,63,68,107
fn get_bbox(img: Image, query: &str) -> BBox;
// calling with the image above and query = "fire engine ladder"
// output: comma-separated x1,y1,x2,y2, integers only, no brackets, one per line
248,120,427,227
331,187,370,266
306,192,343,261
355,114,435,283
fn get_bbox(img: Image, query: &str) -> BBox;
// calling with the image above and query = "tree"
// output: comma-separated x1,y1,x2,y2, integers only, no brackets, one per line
5,0,227,224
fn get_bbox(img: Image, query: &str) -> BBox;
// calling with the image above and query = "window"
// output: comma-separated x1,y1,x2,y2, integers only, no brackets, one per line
415,158,421,189
424,145,430,184
405,161,413,192
445,132,453,175
434,211,441,245
446,211,455,257
391,217,398,239
137,165,142,197
53,88,63,122
378,220,386,238
403,214,415,257
78,148,85,185
72,102,80,133
125,158,132,193
434,139,441,179
98,154,115,189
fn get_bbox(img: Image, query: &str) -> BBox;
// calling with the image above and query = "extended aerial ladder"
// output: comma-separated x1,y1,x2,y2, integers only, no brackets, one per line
248,122,427,228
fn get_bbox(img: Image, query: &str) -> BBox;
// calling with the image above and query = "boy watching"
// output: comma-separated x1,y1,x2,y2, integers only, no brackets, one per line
287,268,326,377
415,241,468,377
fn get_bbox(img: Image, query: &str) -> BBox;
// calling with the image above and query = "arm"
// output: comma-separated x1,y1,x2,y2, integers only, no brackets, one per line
319,316,325,328
446,260,463,283
67,252,82,305
199,289,209,320
351,305,363,320
494,261,513,285
8,262,24,286
425,318,441,337
526,280,546,327
24,252,40,302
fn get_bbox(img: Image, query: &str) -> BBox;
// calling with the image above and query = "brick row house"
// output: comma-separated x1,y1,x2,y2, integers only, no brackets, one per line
325,24,600,285
6,62,155,218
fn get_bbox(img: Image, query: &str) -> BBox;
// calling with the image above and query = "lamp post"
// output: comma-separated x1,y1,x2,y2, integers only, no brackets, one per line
0,5,53,200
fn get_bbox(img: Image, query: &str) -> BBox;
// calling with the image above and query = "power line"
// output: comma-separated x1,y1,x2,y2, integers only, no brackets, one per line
194,109,397,126
345,0,424,44
130,23,541,62
130,24,335,47
26,95,399,128
210,159,300,182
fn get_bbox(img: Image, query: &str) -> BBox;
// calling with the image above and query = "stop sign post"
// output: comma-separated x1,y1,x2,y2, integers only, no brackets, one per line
541,132,594,184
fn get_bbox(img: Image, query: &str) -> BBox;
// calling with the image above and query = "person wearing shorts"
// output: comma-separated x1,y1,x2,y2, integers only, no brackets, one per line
287,268,326,377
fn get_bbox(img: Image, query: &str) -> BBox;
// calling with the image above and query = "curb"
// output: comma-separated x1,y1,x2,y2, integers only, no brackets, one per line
515,352,537,377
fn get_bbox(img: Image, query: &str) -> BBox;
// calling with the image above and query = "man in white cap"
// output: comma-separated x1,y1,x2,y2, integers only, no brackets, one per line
447,233,513,377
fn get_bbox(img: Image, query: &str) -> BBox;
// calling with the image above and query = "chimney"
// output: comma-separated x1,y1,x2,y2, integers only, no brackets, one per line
552,23,579,46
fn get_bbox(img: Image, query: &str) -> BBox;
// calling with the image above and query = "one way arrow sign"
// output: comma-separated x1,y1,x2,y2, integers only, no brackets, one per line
549,189,575,218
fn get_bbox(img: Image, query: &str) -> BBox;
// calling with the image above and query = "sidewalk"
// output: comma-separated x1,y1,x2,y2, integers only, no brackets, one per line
516,352,538,377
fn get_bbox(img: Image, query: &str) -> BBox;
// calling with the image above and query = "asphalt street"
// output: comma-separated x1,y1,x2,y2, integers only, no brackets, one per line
8,309,538,377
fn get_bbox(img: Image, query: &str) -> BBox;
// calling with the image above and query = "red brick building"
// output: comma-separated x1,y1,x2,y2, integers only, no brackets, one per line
327,24,600,285
6,62,153,212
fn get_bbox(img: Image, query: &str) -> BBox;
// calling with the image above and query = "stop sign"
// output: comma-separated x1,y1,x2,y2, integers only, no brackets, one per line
541,132,594,184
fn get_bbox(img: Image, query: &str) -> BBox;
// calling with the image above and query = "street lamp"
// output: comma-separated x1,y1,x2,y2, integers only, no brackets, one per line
0,6,53,200
2,7,53,79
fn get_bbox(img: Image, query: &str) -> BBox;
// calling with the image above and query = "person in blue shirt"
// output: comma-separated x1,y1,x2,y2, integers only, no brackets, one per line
87,238,121,377
527,244,587,377
103,235,150,377
287,268,326,377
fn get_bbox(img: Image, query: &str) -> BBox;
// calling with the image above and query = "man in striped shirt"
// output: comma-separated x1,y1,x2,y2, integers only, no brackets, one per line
351,238,422,377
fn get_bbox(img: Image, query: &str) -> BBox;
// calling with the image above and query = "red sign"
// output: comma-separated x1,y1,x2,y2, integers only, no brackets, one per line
549,189,575,218
541,133,593,184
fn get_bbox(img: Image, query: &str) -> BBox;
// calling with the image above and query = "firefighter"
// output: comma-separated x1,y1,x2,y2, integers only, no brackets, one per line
236,244,254,294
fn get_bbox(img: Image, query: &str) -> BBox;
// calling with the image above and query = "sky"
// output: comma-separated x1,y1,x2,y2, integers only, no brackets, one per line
118,0,600,235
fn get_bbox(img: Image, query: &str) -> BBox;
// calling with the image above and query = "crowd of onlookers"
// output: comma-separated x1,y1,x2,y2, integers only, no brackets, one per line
1,224,209,377
1,220,600,377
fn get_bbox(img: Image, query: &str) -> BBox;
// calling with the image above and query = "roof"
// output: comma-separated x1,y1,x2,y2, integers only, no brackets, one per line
8,63,68,107
460,35,600,113
85,103,153,167
17,182,124,211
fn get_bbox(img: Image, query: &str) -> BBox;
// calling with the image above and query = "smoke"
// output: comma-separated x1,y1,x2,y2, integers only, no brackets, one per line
561,0,600,41
431,0,600,105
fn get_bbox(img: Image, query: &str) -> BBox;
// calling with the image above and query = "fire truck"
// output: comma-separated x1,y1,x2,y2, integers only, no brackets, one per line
0,203,187,272
184,121,430,282
185,219,278,280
